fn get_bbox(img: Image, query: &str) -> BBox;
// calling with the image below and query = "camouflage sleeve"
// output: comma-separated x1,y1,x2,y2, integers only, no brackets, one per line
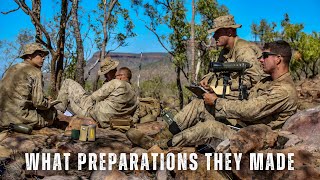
90,80,117,102
230,47,262,90
201,72,214,81
31,72,50,110
215,86,289,122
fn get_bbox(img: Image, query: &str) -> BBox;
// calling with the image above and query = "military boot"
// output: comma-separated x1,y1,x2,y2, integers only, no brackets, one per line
126,128,169,150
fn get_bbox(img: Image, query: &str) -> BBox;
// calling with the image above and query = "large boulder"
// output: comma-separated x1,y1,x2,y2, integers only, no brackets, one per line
282,106,320,152
232,148,320,180
134,121,166,136
230,124,278,154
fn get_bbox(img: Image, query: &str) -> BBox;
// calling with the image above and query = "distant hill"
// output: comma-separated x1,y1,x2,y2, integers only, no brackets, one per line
84,52,181,83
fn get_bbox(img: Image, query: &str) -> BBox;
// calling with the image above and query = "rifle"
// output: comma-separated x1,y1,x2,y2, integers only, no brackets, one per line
209,62,251,100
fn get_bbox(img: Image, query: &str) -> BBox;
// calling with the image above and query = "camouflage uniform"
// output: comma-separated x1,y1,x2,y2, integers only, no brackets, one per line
220,37,264,90
56,78,138,128
204,37,265,98
204,15,265,98
171,72,298,147
0,61,56,129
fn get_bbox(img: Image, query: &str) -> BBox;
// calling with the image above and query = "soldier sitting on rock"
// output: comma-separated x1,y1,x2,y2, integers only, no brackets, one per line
0,43,57,130
55,57,138,128
126,40,298,150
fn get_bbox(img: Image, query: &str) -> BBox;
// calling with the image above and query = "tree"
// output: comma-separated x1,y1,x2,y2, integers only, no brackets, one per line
0,29,34,78
252,13,320,79
13,0,71,97
190,0,195,83
133,0,189,109
196,0,229,80
295,32,320,78
71,0,85,86
251,19,279,45
133,0,228,108
251,23,259,42
91,0,136,91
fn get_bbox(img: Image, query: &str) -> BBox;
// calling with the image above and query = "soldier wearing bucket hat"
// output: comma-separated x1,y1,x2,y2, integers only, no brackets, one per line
200,15,265,98
56,57,138,128
123,15,268,150
207,15,242,34
0,43,56,130
98,56,119,82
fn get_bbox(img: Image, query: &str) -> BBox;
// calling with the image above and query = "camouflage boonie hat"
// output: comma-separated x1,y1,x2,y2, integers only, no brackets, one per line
208,15,242,34
98,56,119,75
20,43,49,59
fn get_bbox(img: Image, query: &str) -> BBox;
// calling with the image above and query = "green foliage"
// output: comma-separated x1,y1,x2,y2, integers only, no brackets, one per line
92,0,136,52
140,76,164,98
0,29,34,77
252,14,320,79
251,19,279,44
139,76,191,107
197,0,229,29
196,0,229,81
64,56,77,80
296,32,320,78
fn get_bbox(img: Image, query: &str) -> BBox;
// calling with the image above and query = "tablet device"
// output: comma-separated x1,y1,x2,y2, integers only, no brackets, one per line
185,85,209,98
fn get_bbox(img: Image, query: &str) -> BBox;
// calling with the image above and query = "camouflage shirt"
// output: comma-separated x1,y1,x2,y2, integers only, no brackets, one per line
222,37,265,90
205,37,266,98
89,79,138,128
215,72,298,129
0,61,52,129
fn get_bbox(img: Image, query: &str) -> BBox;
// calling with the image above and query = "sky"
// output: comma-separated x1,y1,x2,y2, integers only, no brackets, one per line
0,0,319,54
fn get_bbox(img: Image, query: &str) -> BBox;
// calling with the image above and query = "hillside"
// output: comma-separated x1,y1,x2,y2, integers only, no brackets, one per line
84,52,184,83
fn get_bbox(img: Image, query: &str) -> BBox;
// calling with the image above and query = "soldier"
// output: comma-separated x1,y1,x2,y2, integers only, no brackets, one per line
127,40,298,150
0,43,56,130
200,15,265,98
115,67,132,83
56,58,138,128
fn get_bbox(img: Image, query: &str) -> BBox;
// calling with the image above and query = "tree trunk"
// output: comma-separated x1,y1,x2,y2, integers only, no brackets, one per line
311,59,319,78
14,0,69,97
176,67,184,110
72,0,85,87
53,0,69,96
32,0,41,42
92,0,118,91
190,0,195,83
93,0,109,91
50,53,58,96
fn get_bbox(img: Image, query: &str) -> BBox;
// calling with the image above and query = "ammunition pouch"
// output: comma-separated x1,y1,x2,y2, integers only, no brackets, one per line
110,116,133,132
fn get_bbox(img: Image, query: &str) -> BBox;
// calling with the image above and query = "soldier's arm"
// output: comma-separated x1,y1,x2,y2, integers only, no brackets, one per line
215,87,290,121
230,47,263,90
31,72,50,110
90,80,118,102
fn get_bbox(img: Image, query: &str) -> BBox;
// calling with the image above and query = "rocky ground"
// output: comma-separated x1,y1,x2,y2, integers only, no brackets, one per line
1,76,320,179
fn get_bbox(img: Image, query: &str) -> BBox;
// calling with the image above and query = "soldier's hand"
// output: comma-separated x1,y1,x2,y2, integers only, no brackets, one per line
200,79,210,90
203,92,218,106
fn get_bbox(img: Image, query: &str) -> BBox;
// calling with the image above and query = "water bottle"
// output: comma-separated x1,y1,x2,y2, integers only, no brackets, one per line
161,110,175,125
9,123,33,134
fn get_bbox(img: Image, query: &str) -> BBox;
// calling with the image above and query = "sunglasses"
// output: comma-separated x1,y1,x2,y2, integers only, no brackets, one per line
259,52,279,59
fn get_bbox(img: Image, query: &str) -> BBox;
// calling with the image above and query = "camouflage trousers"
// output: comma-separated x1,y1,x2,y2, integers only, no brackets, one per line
56,79,94,117
171,99,235,147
